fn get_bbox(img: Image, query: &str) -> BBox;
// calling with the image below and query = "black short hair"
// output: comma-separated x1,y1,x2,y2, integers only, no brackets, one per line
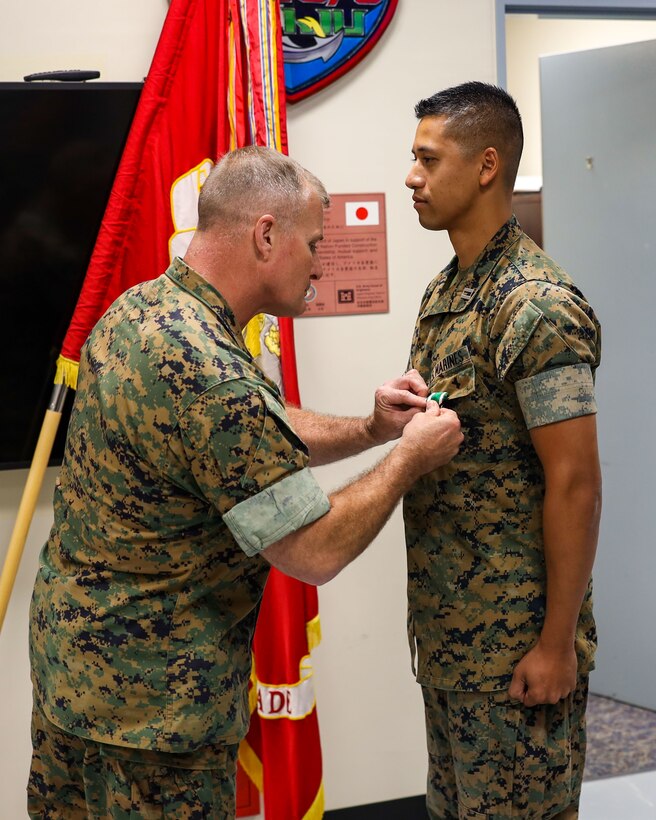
415,81,523,189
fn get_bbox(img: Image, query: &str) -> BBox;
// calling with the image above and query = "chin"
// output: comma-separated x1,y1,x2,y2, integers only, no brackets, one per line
277,303,304,318
419,215,445,232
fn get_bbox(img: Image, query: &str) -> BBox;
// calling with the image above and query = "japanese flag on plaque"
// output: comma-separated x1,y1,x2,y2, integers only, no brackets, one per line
345,200,380,226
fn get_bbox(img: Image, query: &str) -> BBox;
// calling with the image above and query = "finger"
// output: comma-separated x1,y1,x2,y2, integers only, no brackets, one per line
385,388,433,409
508,676,525,702
440,408,460,423
424,399,442,416
400,370,429,396
397,406,424,422
524,692,538,707
508,667,528,701
438,409,463,437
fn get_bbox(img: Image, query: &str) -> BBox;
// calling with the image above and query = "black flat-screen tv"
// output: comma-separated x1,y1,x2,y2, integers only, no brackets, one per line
0,81,141,469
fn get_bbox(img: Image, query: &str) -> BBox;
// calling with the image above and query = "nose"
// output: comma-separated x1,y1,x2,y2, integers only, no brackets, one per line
311,252,323,281
406,162,423,190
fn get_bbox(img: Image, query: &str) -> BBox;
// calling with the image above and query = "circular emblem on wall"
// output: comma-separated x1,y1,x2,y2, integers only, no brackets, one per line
281,0,399,103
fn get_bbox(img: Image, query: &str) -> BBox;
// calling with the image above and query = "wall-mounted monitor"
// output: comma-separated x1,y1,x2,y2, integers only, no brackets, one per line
0,81,141,469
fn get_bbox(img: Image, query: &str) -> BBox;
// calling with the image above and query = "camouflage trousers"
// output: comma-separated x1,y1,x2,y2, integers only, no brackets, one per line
28,699,239,819
421,676,589,819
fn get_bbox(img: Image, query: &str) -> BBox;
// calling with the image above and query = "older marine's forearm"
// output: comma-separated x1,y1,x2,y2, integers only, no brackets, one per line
285,369,431,467
285,405,377,466
264,405,463,585
264,444,420,585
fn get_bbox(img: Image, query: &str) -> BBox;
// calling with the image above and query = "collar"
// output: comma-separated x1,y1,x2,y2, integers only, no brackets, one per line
420,216,523,318
165,257,247,352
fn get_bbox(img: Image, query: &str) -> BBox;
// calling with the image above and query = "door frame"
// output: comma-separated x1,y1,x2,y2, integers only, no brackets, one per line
495,0,656,86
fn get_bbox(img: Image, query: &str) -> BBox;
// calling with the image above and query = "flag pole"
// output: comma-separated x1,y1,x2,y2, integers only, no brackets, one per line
0,384,68,632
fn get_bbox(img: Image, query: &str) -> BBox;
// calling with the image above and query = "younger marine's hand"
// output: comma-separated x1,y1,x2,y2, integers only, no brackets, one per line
508,641,577,707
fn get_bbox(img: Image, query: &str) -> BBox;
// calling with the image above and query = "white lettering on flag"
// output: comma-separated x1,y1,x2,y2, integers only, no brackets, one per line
345,200,379,226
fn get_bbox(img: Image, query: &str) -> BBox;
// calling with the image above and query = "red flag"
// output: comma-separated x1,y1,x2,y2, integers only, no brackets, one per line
58,0,231,376
232,5,325,818
53,0,325,817
241,572,324,818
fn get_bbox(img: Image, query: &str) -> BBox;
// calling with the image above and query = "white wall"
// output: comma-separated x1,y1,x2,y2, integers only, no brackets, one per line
0,2,498,816
506,13,656,179
0,0,167,82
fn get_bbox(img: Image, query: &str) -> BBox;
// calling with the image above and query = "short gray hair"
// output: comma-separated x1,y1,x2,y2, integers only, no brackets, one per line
197,145,329,233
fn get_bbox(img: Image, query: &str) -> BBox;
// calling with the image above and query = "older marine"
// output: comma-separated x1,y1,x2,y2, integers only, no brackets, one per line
28,146,463,818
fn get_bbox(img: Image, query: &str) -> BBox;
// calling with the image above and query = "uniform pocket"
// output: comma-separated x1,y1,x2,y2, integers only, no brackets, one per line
511,697,574,818
547,694,572,768
432,363,476,404
486,698,521,818
407,610,417,676
449,692,520,819
429,345,476,401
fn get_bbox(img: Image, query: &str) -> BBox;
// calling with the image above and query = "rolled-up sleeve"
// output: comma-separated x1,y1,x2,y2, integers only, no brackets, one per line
515,363,597,429
178,378,330,553
491,281,601,430
224,468,330,557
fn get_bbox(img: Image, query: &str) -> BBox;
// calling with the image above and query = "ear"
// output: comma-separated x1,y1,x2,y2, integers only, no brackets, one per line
254,214,276,260
479,147,500,188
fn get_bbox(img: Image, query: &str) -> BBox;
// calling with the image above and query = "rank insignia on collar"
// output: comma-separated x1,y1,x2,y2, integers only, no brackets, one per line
461,287,476,301
281,0,399,103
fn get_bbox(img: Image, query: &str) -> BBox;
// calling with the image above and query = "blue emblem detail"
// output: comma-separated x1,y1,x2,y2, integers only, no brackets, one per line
281,1,398,103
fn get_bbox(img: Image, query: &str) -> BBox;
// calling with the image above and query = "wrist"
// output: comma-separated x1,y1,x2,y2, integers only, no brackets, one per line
386,440,424,489
537,630,576,655
363,413,385,447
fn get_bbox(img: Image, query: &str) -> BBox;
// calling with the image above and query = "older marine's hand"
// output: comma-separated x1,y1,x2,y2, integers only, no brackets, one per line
366,369,430,444
394,402,463,477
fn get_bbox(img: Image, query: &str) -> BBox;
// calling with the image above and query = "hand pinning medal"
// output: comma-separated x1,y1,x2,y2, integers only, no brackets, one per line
427,391,449,407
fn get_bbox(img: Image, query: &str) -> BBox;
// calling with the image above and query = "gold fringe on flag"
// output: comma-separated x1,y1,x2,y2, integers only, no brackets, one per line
54,355,79,390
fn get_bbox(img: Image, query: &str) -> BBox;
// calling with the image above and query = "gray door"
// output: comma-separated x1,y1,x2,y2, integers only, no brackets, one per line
541,39,656,709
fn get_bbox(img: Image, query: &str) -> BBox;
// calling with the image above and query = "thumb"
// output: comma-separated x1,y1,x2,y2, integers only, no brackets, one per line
508,668,527,703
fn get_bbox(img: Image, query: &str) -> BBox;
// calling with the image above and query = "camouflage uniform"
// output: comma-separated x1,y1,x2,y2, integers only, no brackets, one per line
29,697,239,819
404,217,601,818
421,676,589,820
28,258,330,812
